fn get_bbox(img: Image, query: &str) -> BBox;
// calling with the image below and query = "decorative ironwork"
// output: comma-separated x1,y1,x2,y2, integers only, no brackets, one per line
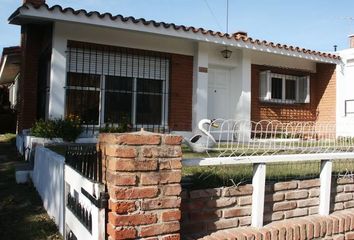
190,119,354,157
65,144,102,182
66,231,77,240
67,193,92,233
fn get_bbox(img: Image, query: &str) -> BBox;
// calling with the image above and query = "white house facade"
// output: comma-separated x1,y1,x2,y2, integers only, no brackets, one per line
7,0,340,136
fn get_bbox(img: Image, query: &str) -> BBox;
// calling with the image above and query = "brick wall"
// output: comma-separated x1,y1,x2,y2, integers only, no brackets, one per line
264,179,320,224
331,177,354,212
181,178,354,239
98,131,183,240
169,54,193,131
181,185,253,238
251,64,336,124
202,209,354,240
18,23,52,131
314,63,336,124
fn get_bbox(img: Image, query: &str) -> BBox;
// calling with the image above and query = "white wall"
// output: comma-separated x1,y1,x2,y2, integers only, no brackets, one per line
32,147,65,235
49,21,195,119
337,48,354,136
49,20,323,133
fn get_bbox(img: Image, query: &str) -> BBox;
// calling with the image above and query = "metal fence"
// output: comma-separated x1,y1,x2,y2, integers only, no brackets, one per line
182,119,354,228
65,144,102,183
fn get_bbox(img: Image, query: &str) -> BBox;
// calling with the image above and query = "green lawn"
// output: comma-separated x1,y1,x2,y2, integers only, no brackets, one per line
0,135,62,240
47,142,354,190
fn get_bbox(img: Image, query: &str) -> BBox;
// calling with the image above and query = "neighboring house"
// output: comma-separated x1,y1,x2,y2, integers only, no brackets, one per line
0,46,21,133
8,0,339,136
336,35,354,136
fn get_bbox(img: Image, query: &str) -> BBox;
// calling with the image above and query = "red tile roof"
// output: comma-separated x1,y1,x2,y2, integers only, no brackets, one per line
10,3,340,60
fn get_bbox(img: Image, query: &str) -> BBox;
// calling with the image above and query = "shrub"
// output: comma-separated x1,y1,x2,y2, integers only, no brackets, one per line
31,115,82,142
31,119,57,139
99,116,132,133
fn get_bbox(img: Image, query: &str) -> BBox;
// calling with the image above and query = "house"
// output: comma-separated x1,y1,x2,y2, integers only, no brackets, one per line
336,35,354,136
8,0,339,137
0,46,21,133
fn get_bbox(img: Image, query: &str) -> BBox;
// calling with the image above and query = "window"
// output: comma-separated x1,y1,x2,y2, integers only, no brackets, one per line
65,46,169,128
259,70,310,104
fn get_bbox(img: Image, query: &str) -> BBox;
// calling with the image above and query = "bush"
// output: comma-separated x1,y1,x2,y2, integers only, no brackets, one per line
31,115,82,142
99,117,132,133
31,119,57,139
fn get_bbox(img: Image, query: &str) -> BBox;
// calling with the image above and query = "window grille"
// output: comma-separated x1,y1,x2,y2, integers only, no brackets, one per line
65,43,170,133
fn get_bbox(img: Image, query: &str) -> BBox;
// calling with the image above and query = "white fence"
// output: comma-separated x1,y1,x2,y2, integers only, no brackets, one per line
183,119,354,228
33,147,65,235
65,165,106,240
32,146,106,240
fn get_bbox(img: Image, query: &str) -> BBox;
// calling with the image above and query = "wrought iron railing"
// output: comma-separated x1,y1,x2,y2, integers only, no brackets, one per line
65,41,170,133
65,144,102,182
67,193,92,233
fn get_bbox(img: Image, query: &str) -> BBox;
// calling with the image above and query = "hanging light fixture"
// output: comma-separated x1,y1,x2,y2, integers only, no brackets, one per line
221,0,232,59
221,48,232,58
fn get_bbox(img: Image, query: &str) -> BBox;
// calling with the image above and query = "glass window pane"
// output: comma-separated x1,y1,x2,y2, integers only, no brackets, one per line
104,76,133,124
271,77,282,100
286,79,296,100
136,94,162,125
65,89,99,124
105,76,132,91
137,78,163,93
67,73,100,88
104,92,132,123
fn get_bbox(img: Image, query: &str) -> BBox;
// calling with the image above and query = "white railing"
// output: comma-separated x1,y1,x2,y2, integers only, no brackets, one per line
33,147,65,235
200,119,354,157
183,120,354,228
65,165,106,240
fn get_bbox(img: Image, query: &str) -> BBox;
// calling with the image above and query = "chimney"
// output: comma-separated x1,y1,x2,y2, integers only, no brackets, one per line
349,34,354,48
23,0,45,7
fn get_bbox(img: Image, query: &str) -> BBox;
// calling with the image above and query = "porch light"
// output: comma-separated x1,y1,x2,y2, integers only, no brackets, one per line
221,48,232,59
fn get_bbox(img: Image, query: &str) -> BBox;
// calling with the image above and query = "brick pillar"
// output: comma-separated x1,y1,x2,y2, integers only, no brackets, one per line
98,131,183,240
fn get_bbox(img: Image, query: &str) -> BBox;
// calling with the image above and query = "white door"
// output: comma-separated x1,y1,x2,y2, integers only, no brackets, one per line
208,68,231,120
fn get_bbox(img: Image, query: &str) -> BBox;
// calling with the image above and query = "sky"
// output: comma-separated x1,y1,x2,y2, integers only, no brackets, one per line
1,0,354,56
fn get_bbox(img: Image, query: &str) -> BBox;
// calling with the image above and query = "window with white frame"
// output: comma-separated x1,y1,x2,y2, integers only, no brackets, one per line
259,70,310,104
65,46,169,128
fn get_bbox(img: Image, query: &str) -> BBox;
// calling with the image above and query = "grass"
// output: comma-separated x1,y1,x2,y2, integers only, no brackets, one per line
46,142,354,190
182,144,354,189
0,135,62,240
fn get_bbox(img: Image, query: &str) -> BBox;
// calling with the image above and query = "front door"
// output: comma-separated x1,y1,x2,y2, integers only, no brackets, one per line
208,67,231,120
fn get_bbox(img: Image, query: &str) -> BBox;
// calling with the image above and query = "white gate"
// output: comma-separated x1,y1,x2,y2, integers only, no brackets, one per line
64,146,107,240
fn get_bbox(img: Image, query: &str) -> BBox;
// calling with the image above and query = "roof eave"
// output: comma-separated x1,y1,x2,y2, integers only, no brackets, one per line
8,4,341,64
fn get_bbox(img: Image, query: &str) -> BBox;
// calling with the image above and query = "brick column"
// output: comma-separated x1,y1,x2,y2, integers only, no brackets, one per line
98,131,183,240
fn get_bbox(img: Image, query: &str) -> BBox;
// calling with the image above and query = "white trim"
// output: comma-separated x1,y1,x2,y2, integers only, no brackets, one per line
0,55,8,81
260,71,309,104
182,152,354,166
251,163,266,228
12,5,340,64
319,160,332,215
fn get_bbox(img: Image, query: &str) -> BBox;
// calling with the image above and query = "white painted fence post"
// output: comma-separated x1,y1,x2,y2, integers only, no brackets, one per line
319,159,332,215
251,163,266,228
